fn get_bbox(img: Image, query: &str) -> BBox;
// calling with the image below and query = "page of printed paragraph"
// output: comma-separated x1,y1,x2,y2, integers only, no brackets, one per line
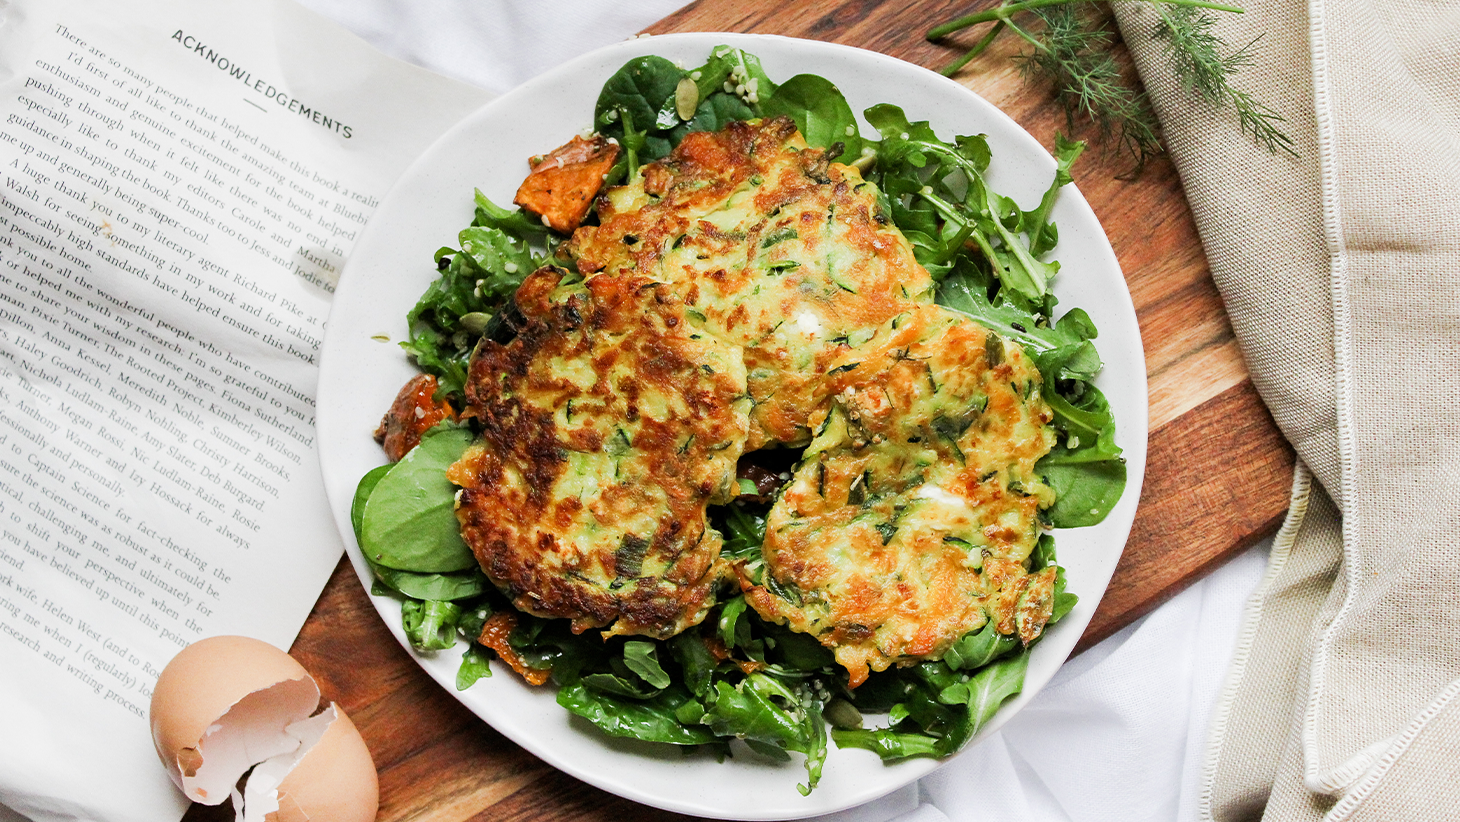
0,0,492,818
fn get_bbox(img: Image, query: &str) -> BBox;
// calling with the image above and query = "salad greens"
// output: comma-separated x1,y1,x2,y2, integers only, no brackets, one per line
355,46,1126,793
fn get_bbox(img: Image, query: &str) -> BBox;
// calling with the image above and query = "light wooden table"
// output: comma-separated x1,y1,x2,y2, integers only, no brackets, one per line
188,1,1293,819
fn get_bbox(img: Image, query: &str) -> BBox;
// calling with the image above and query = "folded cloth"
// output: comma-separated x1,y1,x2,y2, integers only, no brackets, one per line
1112,0,1460,818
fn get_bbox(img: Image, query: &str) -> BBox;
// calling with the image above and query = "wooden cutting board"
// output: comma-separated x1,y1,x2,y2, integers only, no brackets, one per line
185,2,1293,820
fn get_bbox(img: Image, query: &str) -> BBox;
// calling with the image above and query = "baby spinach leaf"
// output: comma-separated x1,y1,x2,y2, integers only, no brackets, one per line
1039,439,1127,527
361,426,477,572
595,55,684,147
761,74,863,160
372,566,486,601
350,463,392,543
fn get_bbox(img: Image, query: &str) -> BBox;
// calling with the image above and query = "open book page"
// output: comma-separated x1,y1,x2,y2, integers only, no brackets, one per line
0,0,492,818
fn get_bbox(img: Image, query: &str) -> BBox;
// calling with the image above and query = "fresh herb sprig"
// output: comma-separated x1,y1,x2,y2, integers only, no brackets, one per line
928,0,1295,170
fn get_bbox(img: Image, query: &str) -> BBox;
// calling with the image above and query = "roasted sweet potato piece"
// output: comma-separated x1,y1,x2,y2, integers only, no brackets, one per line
513,135,619,233
374,373,456,461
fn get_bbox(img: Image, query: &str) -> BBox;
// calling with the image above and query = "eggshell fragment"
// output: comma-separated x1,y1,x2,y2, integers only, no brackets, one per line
257,709,378,822
149,636,379,822
150,636,320,805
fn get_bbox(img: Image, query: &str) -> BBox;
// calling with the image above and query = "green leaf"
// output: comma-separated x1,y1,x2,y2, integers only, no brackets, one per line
935,652,1029,755
595,55,685,148
1040,441,1127,527
1039,382,1126,527
402,599,462,651
761,74,863,161
360,426,477,572
457,643,493,690
403,219,535,400
582,671,661,699
942,620,1019,671
557,682,719,745
350,463,393,544
623,641,673,689
832,728,940,760
371,565,486,601
702,673,826,792
668,632,719,698
718,595,749,648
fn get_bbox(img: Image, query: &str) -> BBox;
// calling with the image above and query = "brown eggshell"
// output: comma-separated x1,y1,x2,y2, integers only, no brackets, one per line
149,636,318,804
267,708,379,822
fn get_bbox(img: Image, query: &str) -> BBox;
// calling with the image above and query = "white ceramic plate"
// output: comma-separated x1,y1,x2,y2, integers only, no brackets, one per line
317,32,1148,820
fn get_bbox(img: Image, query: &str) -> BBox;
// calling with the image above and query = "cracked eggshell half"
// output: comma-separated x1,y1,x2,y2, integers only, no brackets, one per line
151,635,320,804
148,635,378,822
254,707,378,822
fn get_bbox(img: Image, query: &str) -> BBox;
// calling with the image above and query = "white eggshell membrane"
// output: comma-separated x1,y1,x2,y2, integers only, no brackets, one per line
189,677,321,805
150,636,378,821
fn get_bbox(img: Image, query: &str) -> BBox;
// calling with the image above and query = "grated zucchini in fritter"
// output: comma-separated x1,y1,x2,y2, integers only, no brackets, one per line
451,119,1062,680
736,305,1058,686
568,117,935,449
449,267,749,638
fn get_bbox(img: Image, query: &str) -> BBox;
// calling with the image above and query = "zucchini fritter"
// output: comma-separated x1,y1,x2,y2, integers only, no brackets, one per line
449,267,750,638
738,305,1058,686
567,117,935,448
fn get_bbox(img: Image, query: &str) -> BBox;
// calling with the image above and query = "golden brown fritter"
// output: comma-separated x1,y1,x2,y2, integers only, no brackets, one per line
448,267,749,638
737,305,1058,686
566,117,935,449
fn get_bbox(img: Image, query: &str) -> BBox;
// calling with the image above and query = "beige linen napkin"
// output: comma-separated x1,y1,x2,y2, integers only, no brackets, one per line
1111,0,1460,818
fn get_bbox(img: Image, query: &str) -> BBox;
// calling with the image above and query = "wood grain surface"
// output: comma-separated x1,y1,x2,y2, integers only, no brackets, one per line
185,1,1295,819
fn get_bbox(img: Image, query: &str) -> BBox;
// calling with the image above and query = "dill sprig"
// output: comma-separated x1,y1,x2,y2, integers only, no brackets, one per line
1153,4,1297,156
927,0,1295,171
1018,4,1163,174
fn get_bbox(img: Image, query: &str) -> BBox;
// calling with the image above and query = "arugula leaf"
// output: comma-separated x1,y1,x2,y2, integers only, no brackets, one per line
832,727,940,759
702,673,826,793
934,652,1029,755
403,201,535,400
623,641,673,689
557,682,720,745
941,619,1020,671
360,426,477,572
669,632,720,698
457,644,493,690
402,599,462,651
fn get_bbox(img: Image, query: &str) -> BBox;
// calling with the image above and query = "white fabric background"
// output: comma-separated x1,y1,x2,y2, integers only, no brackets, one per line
0,2,1270,819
